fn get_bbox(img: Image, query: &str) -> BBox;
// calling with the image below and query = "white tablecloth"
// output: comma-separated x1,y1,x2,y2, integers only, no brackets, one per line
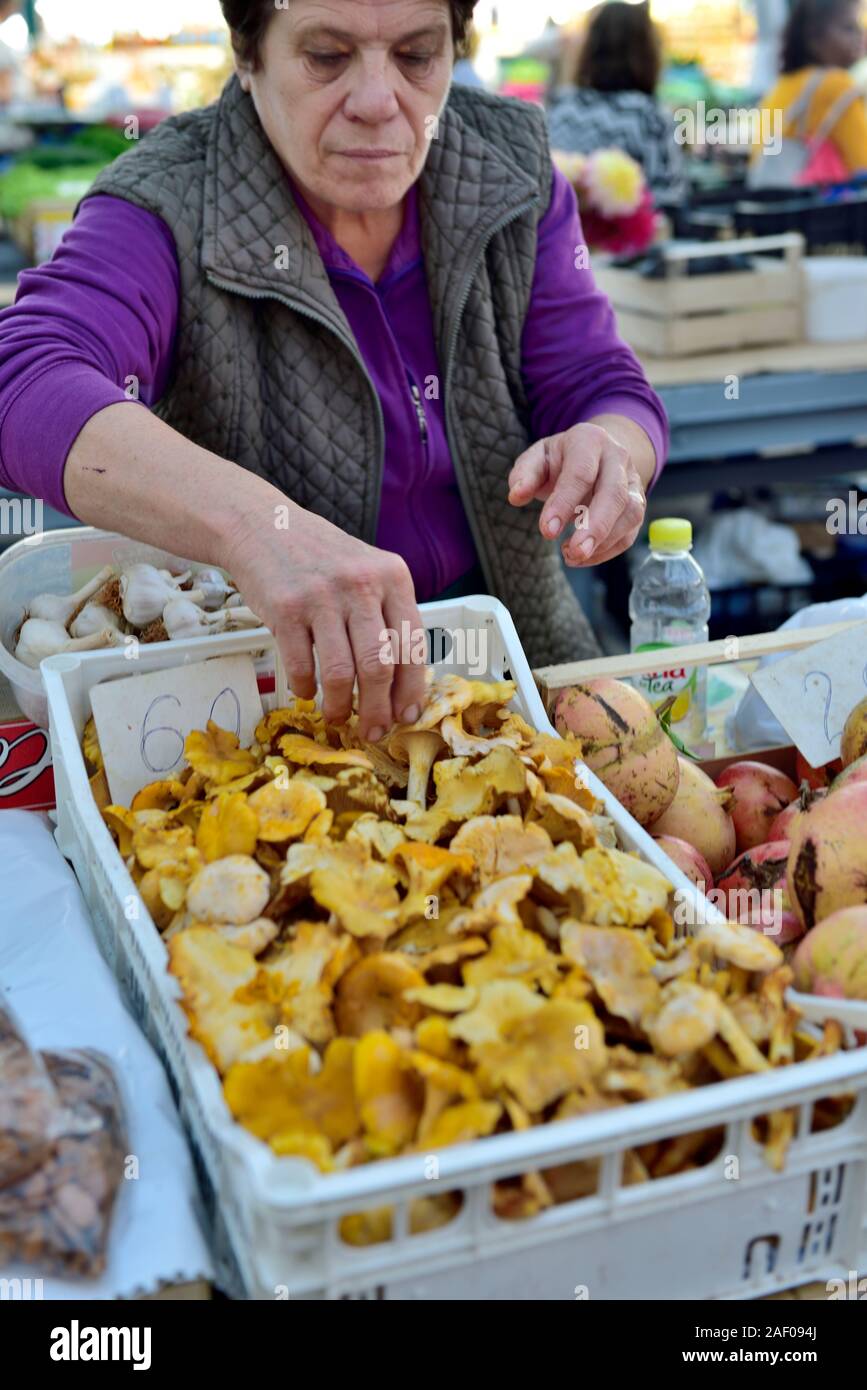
0,810,212,1298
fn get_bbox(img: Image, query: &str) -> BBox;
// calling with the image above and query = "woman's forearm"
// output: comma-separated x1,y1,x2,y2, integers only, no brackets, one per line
63,401,278,564
0,195,179,513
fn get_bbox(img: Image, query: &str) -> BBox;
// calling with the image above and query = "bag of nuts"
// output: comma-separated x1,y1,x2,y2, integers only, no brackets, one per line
0,1044,128,1278
0,1002,60,1189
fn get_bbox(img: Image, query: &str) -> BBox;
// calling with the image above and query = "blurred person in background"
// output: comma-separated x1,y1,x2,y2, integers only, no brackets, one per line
547,1,685,202
452,22,485,87
751,0,867,183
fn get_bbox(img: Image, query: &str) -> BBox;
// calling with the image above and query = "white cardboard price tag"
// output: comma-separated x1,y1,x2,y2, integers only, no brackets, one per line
90,654,264,807
749,620,867,767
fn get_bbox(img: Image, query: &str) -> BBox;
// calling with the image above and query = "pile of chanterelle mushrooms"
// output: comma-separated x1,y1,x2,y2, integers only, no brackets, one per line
85,671,847,1242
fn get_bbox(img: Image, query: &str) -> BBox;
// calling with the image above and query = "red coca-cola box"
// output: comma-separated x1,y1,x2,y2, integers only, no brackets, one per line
0,715,55,810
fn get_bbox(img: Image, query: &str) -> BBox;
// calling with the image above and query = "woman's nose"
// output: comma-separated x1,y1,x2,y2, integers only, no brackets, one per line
343,55,401,124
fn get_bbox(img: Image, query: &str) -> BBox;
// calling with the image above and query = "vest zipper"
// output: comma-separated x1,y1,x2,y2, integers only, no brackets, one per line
407,371,443,592
410,381,428,446
203,272,386,543
441,199,538,594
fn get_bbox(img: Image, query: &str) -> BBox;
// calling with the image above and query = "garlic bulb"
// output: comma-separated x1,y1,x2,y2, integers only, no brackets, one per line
69,603,123,640
15,618,120,669
163,598,263,641
192,566,238,611
221,605,262,630
162,598,224,641
120,564,205,627
27,565,115,626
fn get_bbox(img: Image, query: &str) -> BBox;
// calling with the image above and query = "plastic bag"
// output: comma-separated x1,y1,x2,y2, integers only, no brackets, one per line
0,1002,59,1190
693,511,813,590
0,1048,127,1278
730,594,867,751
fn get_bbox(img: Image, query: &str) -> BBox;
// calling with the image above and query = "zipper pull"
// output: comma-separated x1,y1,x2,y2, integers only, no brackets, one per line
410,382,428,443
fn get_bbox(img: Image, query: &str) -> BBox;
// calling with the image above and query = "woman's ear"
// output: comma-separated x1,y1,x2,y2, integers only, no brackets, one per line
232,49,253,93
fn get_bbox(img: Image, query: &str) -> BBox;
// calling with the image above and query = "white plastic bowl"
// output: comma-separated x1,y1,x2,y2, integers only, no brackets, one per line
0,527,261,727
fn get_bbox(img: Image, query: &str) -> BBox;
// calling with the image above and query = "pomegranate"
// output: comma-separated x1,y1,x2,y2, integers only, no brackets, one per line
716,760,798,853
650,757,736,877
653,835,713,894
793,905,867,999
768,784,827,840
554,678,678,828
787,782,867,928
716,840,803,944
840,696,867,768
795,751,842,790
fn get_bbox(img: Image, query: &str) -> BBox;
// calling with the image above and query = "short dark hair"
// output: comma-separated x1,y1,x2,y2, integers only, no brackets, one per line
577,1,662,97
219,0,478,68
781,0,857,71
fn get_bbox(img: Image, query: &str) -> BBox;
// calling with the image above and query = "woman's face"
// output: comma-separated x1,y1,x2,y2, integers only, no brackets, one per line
237,0,455,214
815,3,865,68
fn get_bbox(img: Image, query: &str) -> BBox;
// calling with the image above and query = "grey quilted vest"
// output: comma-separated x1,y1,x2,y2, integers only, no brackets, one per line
84,75,600,669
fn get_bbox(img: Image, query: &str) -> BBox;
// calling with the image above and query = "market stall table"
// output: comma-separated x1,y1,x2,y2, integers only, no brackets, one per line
643,340,867,495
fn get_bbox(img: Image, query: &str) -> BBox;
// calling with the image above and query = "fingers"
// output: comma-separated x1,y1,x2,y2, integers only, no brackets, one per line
273,606,318,702
383,583,428,727
563,458,646,567
593,468,647,562
539,431,602,541
507,437,553,506
560,435,633,563
230,510,427,738
312,612,357,726
575,507,643,567
347,593,400,742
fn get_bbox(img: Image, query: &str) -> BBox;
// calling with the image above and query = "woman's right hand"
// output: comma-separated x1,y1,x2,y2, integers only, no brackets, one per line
64,405,427,741
224,496,428,741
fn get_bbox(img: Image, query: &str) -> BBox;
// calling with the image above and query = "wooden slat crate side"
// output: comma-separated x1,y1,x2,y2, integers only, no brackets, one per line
597,257,800,317
614,304,801,356
663,305,802,356
532,619,861,713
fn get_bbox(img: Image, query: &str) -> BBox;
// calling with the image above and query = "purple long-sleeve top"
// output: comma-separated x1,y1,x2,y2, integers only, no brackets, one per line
0,165,668,601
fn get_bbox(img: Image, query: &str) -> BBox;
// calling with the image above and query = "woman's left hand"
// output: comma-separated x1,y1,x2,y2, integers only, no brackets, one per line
507,418,650,565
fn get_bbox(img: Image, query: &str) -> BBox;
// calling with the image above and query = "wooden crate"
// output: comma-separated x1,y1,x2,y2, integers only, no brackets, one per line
596,233,804,357
533,618,859,721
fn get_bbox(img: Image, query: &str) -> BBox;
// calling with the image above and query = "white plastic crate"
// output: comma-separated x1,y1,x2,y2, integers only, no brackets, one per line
42,599,867,1300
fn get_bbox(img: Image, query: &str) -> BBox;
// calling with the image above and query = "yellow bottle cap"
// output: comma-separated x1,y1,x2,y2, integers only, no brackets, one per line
649,518,693,552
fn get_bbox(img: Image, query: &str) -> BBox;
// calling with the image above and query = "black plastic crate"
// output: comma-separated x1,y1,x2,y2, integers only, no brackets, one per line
734,191,867,252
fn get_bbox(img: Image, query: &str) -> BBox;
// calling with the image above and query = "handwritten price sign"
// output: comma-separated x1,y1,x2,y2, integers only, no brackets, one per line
750,620,867,767
90,655,264,807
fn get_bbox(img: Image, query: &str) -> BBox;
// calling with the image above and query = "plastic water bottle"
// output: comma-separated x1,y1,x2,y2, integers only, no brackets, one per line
629,518,711,746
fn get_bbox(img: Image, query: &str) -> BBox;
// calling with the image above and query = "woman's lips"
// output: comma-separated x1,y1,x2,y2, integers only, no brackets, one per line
336,149,402,161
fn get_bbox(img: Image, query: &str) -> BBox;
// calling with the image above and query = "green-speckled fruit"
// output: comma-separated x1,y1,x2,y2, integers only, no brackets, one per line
554,678,678,828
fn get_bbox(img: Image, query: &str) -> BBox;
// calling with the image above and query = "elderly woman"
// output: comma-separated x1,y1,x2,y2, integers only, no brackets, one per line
0,0,667,741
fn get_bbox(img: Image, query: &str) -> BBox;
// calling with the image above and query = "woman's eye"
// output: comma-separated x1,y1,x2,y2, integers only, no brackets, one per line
398,52,435,71
307,52,349,69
